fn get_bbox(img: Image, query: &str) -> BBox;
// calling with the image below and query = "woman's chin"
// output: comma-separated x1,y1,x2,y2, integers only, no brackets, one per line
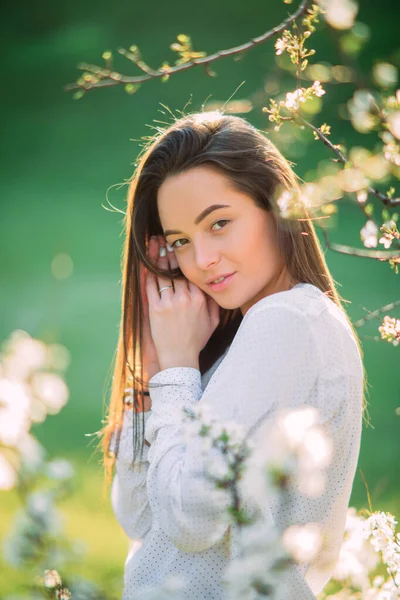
213,298,242,311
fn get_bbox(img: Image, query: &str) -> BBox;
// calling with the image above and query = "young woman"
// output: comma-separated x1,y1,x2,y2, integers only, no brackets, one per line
104,111,366,599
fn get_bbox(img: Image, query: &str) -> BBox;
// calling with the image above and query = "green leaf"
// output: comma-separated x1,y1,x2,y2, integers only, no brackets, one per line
124,83,141,95
387,186,395,198
177,34,190,43
365,203,374,216
227,506,253,525
73,90,85,100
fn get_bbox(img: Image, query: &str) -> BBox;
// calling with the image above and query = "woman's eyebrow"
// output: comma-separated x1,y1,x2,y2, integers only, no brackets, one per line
164,204,231,237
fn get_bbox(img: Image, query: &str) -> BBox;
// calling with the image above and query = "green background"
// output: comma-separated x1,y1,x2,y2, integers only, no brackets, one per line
1,0,399,595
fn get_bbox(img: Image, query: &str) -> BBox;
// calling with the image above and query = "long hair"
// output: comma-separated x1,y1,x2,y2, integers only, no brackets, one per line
101,110,368,488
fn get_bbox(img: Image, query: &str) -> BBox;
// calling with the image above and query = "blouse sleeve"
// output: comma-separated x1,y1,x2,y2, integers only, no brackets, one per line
110,350,230,543
110,409,153,541
144,303,325,554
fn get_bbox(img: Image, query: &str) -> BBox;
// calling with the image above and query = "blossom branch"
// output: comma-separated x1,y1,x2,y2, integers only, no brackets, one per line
357,334,381,342
297,114,347,163
354,300,400,329
320,226,400,261
65,0,310,93
369,187,400,207
298,115,400,208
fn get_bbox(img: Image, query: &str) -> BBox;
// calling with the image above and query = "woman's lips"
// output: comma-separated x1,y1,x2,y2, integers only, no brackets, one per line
208,272,236,292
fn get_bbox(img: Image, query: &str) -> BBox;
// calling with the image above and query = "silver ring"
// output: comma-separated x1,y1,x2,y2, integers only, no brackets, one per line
158,285,173,293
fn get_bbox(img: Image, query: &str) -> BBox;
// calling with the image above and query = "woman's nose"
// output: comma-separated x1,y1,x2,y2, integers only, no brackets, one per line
193,241,220,270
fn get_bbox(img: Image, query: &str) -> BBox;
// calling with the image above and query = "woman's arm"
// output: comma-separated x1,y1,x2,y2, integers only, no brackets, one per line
110,350,229,542
110,409,153,541
144,303,321,553
144,298,363,572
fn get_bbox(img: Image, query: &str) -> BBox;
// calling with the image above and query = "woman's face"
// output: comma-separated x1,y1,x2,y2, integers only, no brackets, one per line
157,165,293,316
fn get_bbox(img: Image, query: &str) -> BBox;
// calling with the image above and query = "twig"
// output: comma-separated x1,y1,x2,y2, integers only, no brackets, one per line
354,300,400,328
369,187,400,207
320,227,400,261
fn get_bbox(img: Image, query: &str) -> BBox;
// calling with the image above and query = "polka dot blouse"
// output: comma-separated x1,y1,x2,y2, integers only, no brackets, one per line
111,283,364,599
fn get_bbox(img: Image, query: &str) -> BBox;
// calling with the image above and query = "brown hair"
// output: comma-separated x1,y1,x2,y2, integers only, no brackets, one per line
100,110,368,488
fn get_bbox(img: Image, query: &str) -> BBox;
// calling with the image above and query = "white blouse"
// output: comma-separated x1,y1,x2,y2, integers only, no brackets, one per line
111,283,364,600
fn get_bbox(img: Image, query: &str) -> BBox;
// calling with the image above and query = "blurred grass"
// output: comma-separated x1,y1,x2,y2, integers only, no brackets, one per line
0,457,127,597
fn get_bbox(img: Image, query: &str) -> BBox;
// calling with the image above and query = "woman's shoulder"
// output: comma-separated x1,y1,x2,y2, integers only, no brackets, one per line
241,283,355,336
242,282,331,323
236,283,362,369
204,284,361,389
235,284,332,347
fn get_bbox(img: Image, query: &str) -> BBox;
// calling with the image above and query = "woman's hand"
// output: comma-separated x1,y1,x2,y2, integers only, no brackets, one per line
145,235,220,372
135,236,165,411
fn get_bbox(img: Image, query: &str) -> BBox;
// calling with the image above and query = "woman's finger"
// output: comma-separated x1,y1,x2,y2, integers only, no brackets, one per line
166,241,190,292
145,262,161,306
144,237,160,305
155,236,175,297
141,237,159,314
148,236,160,265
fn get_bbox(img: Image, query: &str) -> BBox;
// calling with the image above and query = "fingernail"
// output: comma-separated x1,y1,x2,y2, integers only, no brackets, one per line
166,243,174,252
159,246,167,257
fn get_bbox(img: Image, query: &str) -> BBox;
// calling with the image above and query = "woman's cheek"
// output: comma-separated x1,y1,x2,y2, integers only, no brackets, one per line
176,257,190,280
181,262,199,287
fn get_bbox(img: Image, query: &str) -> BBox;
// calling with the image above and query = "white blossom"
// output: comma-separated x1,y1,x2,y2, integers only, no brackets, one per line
363,512,397,551
282,522,323,563
378,316,400,346
284,88,307,110
0,453,17,490
275,38,287,56
332,507,380,590
239,406,332,514
348,90,377,133
0,329,70,493
387,111,400,140
311,80,326,97
44,569,62,589
320,0,359,30
223,521,286,600
18,433,46,476
360,220,378,248
30,372,69,421
1,330,48,380
373,63,398,89
45,459,74,481
357,189,368,203
55,589,71,600
0,378,31,446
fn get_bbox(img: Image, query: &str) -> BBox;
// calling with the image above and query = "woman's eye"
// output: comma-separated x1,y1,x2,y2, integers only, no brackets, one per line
211,219,229,231
170,238,187,249
170,219,229,249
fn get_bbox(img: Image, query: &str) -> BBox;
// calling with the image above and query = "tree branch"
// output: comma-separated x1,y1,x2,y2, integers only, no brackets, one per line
320,226,400,261
298,115,400,208
354,300,400,328
65,0,309,93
